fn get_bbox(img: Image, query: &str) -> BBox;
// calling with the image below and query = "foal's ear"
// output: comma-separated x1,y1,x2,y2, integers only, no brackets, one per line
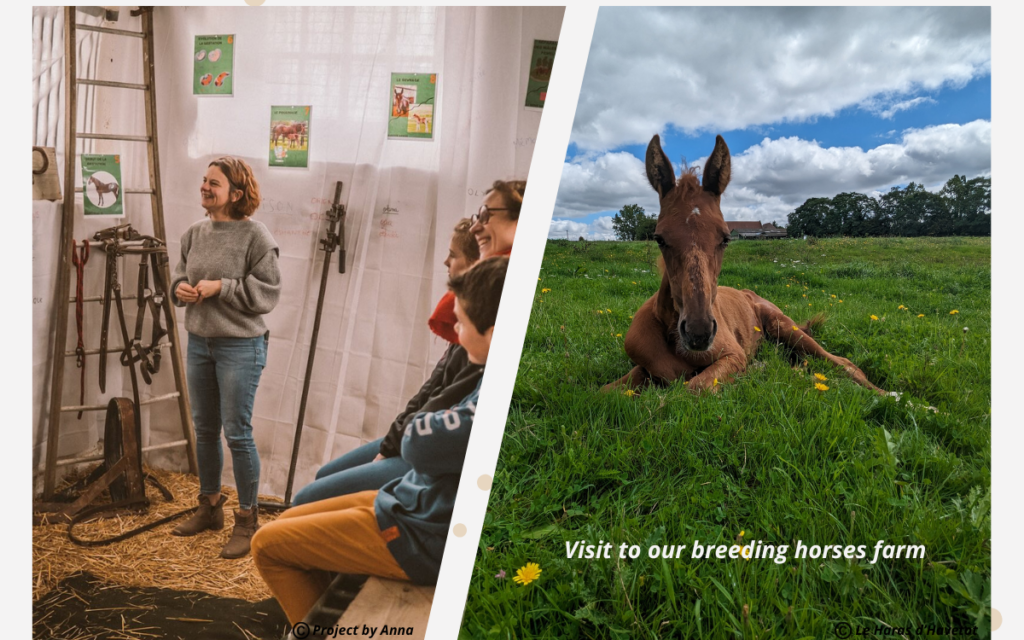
702,135,731,196
645,134,676,198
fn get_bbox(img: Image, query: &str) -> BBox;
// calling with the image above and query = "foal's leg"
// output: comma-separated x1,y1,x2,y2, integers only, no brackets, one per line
602,299,695,391
754,297,883,393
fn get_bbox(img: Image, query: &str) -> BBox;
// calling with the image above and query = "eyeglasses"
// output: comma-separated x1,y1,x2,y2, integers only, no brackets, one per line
471,205,510,226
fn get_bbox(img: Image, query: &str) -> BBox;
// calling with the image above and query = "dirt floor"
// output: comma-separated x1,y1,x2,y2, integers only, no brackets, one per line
33,467,290,639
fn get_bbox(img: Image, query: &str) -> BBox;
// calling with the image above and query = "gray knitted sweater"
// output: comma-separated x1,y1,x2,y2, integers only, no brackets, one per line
170,218,281,338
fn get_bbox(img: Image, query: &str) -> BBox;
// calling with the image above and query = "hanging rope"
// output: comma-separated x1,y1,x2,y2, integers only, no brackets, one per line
72,239,90,419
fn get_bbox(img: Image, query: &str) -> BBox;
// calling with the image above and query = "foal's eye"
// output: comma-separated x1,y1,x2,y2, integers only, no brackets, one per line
654,234,666,248
721,236,731,247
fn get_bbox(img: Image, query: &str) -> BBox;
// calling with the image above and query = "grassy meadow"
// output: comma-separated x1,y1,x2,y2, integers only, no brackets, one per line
460,237,991,639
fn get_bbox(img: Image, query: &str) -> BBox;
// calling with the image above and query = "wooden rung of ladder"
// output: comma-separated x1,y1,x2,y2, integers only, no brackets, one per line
64,341,172,358
76,23,144,38
77,78,148,90
56,438,189,468
61,391,181,414
43,7,197,500
78,132,151,142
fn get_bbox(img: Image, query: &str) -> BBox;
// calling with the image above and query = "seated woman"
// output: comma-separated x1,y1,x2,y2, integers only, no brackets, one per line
291,217,481,505
251,256,509,626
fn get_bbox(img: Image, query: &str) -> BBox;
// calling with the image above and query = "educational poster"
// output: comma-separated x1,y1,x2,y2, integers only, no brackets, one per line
389,73,436,140
81,154,123,217
269,105,311,168
193,34,234,95
525,40,557,109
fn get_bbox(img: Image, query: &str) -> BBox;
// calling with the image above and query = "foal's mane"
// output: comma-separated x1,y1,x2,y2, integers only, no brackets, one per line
660,168,702,217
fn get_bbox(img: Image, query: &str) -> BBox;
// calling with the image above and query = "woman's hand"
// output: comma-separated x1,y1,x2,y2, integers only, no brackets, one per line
194,279,223,303
176,282,200,303
373,453,386,462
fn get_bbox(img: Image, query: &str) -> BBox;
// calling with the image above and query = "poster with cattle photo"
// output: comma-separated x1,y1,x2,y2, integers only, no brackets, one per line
268,105,311,168
193,34,234,96
388,72,435,140
81,154,123,218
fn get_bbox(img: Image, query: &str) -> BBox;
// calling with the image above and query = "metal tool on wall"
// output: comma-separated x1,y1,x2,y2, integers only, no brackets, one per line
261,181,348,511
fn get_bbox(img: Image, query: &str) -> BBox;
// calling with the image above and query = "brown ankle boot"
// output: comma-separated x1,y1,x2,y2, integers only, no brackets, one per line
220,506,259,559
172,494,226,536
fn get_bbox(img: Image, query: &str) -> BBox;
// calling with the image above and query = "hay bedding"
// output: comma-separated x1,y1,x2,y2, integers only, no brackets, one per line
34,467,284,605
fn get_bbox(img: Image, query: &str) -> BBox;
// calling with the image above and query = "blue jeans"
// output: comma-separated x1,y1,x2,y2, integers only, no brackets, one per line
292,437,412,506
187,332,267,510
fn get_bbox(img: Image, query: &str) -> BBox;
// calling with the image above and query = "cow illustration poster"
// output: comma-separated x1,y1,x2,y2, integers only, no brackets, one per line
389,73,436,140
193,34,234,96
525,39,557,109
81,154,123,218
269,106,311,168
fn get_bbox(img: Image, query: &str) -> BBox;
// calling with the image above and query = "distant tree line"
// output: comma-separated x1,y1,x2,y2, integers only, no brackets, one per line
612,204,657,241
786,175,990,238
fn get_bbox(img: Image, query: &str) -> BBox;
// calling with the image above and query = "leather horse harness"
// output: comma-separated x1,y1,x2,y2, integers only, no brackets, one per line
37,224,199,544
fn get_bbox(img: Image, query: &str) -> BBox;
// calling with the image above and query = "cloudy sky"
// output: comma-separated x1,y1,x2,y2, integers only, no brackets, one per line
550,7,991,240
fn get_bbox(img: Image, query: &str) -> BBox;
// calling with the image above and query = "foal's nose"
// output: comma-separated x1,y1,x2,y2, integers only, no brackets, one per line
680,318,718,352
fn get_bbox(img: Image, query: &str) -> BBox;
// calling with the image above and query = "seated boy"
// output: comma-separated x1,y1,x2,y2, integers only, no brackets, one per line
251,256,508,626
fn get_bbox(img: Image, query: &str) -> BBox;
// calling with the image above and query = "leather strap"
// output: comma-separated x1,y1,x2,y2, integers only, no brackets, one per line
72,240,90,418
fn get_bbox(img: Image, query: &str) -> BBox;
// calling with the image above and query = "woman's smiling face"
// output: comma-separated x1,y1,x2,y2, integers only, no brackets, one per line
201,165,239,216
470,190,517,258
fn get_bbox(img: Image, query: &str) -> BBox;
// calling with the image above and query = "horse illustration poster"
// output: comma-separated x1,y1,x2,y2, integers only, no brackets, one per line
389,72,435,140
81,154,123,218
193,34,234,96
525,39,557,109
269,105,311,168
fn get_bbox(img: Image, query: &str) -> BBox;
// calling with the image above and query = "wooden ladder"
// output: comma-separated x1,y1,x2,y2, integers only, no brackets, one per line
41,7,197,500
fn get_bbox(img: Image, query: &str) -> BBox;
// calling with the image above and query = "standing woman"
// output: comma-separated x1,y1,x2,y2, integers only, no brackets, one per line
169,157,281,559
470,180,524,259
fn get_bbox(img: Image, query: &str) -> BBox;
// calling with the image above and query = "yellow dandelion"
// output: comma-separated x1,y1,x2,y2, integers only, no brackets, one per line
597,310,603,314
513,563,542,586
803,294,807,298
541,288,551,293
814,373,827,381
713,378,719,386
950,310,959,315
739,530,745,537
628,315,634,320
809,303,812,306
792,325,799,331
632,281,637,285
754,326,761,332
831,294,836,299
870,315,878,321
623,389,635,398
616,333,622,338
917,314,924,318
607,308,612,313
838,300,844,303
786,284,790,287
815,383,829,392
898,305,906,310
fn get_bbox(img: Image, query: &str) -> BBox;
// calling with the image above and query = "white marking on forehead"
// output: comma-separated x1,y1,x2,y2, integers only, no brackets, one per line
687,206,701,223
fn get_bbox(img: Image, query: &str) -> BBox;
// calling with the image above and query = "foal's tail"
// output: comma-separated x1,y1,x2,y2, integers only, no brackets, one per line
798,312,826,337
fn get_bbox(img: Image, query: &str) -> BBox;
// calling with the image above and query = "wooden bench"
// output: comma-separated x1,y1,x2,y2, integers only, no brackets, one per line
296,575,435,639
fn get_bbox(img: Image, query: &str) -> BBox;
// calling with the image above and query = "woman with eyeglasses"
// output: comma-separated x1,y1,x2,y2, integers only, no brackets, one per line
470,180,526,259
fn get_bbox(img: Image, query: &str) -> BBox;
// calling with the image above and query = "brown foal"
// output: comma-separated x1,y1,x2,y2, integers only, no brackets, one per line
603,134,883,395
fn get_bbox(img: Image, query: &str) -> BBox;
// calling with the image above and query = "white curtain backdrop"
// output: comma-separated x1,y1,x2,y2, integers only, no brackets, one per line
31,6,564,498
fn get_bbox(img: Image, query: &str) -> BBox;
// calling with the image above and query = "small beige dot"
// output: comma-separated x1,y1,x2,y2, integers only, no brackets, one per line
477,474,493,490
244,0,265,6
992,608,1002,631
452,523,467,537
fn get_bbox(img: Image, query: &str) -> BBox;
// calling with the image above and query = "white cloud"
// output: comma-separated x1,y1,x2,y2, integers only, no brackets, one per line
548,216,618,241
574,7,990,150
553,121,990,225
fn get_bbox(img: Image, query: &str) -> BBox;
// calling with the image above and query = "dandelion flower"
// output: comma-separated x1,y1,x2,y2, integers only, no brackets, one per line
754,326,761,332
513,562,542,586
870,315,878,321
838,300,844,303
792,325,799,331
616,333,622,338
623,389,635,398
607,308,612,313
815,383,829,392
831,295,836,299
814,373,827,382
495,569,507,579
597,310,603,314
713,378,719,386
786,285,790,287
803,294,807,298
950,310,959,315
917,314,924,318
628,315,634,320
898,305,906,310
541,288,551,293
739,530,745,537
632,281,637,285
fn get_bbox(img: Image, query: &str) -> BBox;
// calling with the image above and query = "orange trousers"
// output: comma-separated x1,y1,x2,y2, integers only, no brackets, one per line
250,490,410,625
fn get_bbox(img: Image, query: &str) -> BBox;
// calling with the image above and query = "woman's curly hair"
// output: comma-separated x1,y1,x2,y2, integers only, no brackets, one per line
209,156,261,219
486,180,526,221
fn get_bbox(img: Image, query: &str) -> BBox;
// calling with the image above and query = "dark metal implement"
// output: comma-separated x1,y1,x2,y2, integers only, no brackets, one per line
263,181,348,511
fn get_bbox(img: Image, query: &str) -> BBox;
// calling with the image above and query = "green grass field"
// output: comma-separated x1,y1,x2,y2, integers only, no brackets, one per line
460,237,990,639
